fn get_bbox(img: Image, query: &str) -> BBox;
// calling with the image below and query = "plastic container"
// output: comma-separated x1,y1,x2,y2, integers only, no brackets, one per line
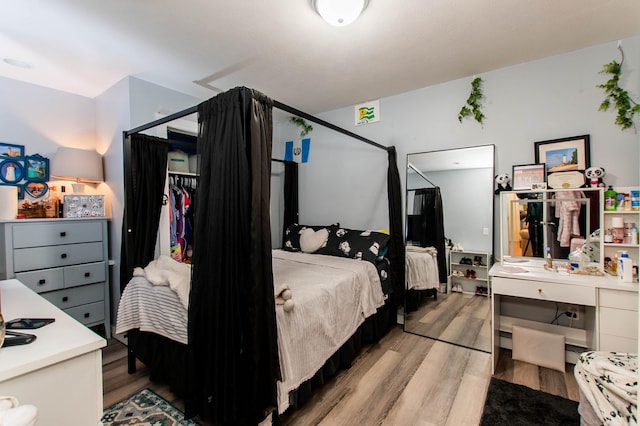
618,251,634,283
604,186,617,211
631,190,640,211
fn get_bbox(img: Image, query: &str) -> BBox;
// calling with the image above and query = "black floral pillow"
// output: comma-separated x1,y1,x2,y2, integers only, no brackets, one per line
282,223,338,252
319,227,391,264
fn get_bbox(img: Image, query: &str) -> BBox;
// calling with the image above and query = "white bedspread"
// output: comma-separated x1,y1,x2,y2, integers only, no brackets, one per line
405,246,439,290
115,250,385,415
272,250,385,413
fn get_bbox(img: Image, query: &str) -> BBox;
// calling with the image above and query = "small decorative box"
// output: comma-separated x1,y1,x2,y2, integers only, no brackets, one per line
63,194,105,218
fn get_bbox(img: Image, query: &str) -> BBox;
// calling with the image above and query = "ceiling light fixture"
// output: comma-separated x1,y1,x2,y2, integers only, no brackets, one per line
312,0,369,27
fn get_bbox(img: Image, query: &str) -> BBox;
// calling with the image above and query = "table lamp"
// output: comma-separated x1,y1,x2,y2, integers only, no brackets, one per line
51,147,103,193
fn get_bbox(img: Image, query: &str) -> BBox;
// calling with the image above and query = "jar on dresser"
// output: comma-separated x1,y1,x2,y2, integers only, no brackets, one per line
0,218,110,338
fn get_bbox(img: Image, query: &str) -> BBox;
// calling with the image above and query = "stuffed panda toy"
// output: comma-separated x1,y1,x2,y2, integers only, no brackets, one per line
494,174,512,195
584,166,605,188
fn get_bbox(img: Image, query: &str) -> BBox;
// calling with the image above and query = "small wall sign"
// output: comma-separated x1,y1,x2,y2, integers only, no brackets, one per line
354,100,380,126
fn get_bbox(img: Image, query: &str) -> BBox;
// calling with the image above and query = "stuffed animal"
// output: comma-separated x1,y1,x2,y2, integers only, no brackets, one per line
494,174,512,195
275,283,294,312
584,166,606,188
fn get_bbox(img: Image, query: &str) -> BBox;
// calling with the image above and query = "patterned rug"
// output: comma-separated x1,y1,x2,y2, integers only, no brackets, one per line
102,388,200,425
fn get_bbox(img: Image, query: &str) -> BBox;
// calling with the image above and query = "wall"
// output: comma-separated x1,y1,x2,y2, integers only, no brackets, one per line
292,36,640,258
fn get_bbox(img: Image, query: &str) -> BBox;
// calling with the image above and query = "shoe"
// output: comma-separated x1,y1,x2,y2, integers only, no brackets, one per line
460,257,472,265
469,269,477,279
475,286,483,295
457,284,463,292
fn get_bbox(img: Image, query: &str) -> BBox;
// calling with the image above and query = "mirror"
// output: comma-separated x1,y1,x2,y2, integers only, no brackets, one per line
500,188,602,264
404,145,494,353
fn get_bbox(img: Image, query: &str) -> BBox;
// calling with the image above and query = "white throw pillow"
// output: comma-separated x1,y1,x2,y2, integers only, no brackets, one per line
299,228,329,253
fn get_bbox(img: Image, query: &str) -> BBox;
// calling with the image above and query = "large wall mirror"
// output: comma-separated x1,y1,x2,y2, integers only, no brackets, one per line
404,144,494,353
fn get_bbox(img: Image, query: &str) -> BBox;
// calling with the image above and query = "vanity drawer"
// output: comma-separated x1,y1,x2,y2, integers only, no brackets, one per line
599,289,638,311
599,334,638,353
41,283,104,309
15,268,64,293
64,301,105,325
12,221,102,248
13,242,104,272
492,277,596,306
64,262,106,288
599,306,638,339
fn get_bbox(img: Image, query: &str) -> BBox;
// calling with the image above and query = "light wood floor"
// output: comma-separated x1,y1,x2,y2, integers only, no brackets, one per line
102,327,579,425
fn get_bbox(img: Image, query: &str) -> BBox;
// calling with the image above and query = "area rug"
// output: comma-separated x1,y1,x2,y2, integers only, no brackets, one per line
480,377,580,426
101,388,200,425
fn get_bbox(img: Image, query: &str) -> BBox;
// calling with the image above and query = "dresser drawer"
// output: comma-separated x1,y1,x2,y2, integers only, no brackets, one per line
41,283,104,309
599,334,638,353
599,289,638,311
64,301,105,325
13,242,104,272
64,262,106,289
599,306,638,339
492,277,596,306
15,268,64,293
12,221,102,248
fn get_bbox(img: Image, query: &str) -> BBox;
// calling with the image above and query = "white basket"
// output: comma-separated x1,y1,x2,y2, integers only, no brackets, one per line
168,150,189,173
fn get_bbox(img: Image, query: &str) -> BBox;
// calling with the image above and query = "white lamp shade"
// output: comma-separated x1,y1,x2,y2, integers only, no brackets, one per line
51,147,103,184
313,0,368,26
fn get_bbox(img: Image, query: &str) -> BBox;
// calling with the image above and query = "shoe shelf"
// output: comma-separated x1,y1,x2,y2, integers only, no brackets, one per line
448,250,491,296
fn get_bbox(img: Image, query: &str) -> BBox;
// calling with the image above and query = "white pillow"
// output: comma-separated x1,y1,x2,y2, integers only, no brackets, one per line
299,228,329,253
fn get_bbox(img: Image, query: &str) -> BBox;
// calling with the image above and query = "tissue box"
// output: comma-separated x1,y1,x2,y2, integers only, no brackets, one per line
63,195,105,218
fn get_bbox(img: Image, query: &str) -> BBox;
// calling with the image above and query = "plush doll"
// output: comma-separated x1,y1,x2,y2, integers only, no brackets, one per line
494,174,512,195
584,166,606,188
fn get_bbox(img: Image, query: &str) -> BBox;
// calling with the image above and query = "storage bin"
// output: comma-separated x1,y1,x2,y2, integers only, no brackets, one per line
189,154,200,173
168,150,189,173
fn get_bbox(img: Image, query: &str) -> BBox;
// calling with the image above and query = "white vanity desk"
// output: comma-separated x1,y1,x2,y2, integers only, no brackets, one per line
490,259,638,372
0,279,106,425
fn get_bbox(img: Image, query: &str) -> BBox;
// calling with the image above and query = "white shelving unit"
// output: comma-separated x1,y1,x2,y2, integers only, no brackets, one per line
449,250,491,296
602,186,639,277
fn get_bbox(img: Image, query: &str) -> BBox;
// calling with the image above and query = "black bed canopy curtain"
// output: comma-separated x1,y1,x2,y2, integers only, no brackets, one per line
185,87,280,423
119,133,168,292
412,187,447,283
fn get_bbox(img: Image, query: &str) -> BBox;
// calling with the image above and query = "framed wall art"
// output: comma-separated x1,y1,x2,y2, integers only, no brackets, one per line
512,163,546,191
24,181,48,199
0,158,25,184
25,154,49,182
534,135,590,189
0,143,24,158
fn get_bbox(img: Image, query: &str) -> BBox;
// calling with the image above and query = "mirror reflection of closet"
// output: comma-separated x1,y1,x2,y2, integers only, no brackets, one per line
404,144,494,353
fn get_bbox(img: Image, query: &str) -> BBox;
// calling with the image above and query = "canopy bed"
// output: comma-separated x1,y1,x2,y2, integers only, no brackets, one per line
117,87,404,424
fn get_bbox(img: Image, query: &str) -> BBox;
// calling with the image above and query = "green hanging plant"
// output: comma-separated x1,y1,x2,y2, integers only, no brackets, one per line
597,44,639,131
458,76,485,125
289,117,313,137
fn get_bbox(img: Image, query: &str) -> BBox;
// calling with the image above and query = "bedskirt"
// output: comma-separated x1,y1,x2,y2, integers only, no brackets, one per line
126,297,395,416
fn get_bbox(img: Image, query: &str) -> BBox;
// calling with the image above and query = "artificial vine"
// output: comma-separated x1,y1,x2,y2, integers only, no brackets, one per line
458,76,485,125
597,44,639,131
289,117,313,137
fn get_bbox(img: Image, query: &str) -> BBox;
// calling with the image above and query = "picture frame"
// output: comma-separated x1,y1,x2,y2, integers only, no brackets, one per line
17,184,24,200
0,158,25,184
0,143,25,158
534,135,590,188
24,181,48,199
512,163,546,191
25,154,49,182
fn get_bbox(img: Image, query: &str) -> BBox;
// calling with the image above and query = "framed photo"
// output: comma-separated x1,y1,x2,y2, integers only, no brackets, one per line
0,143,24,158
24,181,48,199
17,184,24,200
512,163,546,190
534,135,590,188
0,158,25,184
25,154,49,182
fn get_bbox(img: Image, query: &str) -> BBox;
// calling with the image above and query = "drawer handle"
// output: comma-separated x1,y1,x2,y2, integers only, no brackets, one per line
38,279,46,285
60,231,67,237
84,272,91,277
84,313,90,318
62,296,69,302
61,253,68,259
538,288,543,294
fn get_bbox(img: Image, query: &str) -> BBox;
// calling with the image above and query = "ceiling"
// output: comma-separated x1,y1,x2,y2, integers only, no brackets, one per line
1,0,639,114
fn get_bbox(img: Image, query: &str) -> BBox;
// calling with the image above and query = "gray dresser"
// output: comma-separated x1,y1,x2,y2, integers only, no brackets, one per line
0,218,110,338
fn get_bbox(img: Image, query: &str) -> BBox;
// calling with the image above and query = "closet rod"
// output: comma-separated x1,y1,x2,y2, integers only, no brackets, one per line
407,163,437,188
272,100,388,152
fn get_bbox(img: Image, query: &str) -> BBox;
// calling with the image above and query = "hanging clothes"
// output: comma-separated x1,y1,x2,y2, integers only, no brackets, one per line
412,187,447,284
555,190,586,247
